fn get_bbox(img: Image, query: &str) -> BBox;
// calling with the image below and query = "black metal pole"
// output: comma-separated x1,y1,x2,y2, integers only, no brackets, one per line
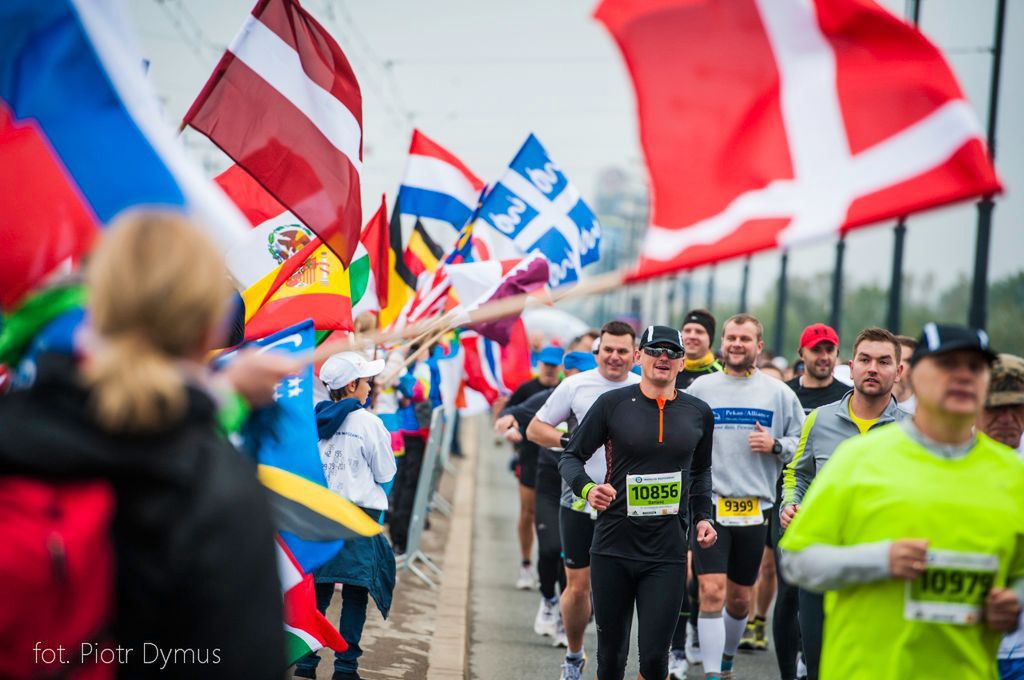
774,251,789,356
887,221,906,332
830,236,845,335
739,256,751,312
887,0,921,334
683,275,693,313
969,0,1006,330
706,265,716,311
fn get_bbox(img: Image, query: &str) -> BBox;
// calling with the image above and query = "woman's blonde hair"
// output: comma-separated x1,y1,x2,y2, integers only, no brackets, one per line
84,211,232,432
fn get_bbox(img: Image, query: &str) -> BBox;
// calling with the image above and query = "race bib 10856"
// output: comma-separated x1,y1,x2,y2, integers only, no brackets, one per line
904,549,999,626
626,472,681,517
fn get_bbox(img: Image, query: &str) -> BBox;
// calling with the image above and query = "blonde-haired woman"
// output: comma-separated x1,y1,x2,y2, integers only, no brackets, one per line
0,212,286,679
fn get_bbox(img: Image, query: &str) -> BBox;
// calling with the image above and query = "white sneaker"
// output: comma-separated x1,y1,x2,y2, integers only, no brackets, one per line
797,652,807,680
534,598,558,637
552,614,568,648
515,565,537,590
684,621,702,665
668,649,689,679
559,653,586,680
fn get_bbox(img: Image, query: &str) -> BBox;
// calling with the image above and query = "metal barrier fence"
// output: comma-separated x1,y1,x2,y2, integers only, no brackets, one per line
394,406,456,589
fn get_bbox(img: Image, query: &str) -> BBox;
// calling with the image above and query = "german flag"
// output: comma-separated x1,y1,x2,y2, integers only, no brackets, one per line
378,197,418,327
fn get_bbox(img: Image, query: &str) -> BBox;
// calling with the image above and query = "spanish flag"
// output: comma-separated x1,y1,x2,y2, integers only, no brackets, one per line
242,238,353,341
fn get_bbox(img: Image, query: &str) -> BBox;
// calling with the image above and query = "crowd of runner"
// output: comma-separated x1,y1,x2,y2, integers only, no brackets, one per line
3,215,1024,680
494,308,1024,680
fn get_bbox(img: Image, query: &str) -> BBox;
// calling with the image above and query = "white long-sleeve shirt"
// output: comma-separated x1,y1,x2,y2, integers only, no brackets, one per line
319,409,397,511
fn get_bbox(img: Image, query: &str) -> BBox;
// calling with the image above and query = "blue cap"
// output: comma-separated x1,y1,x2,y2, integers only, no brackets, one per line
537,345,565,366
563,351,596,372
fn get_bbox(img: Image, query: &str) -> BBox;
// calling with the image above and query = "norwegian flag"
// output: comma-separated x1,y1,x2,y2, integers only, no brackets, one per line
595,0,1002,280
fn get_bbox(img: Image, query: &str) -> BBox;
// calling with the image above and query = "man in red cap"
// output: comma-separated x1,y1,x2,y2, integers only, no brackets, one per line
786,324,848,413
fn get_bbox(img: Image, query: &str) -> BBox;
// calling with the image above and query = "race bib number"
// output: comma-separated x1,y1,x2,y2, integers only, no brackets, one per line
626,472,681,517
904,550,998,625
716,497,762,526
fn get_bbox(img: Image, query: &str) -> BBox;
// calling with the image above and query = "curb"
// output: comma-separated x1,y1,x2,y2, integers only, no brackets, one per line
425,416,479,680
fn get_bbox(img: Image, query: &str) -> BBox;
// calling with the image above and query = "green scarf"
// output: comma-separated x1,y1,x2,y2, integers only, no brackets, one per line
0,285,86,367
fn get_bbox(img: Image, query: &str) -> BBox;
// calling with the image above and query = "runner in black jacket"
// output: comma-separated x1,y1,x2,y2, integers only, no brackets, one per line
559,325,717,680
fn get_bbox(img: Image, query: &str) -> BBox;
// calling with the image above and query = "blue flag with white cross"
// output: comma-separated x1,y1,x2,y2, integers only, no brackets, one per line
475,135,601,287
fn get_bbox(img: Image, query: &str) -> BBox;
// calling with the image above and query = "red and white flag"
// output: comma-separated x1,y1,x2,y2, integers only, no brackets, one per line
596,0,1002,280
185,0,363,267
446,253,550,344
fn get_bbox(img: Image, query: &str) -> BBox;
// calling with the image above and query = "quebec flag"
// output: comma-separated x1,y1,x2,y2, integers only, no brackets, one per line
475,135,601,287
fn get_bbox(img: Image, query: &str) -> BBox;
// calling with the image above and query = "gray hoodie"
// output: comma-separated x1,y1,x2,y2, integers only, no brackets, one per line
686,369,804,508
782,391,909,510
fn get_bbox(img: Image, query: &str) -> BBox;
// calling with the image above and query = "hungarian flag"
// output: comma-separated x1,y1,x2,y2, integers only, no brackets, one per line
242,238,353,341
354,195,390,316
595,0,1002,280
276,536,346,666
184,0,363,266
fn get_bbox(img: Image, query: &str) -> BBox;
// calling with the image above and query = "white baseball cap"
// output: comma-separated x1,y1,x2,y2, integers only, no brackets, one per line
319,351,385,390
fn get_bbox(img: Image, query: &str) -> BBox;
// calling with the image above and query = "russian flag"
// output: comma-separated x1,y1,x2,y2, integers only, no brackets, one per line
397,130,484,252
0,0,248,309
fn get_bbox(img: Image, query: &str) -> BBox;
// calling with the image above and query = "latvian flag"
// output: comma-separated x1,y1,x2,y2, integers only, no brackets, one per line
185,0,363,267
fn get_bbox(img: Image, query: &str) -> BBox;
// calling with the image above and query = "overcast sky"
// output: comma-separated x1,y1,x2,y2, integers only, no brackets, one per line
130,0,1023,305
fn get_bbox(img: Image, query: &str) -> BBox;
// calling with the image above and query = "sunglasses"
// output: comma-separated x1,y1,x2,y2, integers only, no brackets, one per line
643,346,684,360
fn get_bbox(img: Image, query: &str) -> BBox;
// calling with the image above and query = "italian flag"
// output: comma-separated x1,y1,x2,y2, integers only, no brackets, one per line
350,195,389,319
276,536,346,666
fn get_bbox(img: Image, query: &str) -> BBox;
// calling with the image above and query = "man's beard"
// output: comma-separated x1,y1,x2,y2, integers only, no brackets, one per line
726,353,756,373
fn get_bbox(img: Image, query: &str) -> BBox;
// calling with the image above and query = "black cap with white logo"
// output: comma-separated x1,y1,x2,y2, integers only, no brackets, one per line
910,323,998,366
639,325,684,351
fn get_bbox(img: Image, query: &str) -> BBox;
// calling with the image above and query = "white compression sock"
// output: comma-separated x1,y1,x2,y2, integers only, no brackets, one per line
698,611,725,674
723,608,749,657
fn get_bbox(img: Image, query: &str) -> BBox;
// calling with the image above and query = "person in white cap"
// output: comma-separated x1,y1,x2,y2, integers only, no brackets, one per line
295,352,397,680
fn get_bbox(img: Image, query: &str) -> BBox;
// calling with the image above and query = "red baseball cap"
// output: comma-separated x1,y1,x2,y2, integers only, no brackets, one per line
799,323,839,350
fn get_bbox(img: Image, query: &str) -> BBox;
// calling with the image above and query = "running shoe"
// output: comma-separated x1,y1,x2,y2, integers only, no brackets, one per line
796,653,808,680
720,656,734,680
552,615,568,648
533,597,559,637
515,565,537,590
685,621,702,665
668,649,689,679
559,654,586,680
738,620,757,650
752,618,768,651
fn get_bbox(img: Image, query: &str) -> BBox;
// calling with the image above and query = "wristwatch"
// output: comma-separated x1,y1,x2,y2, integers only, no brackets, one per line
771,439,783,455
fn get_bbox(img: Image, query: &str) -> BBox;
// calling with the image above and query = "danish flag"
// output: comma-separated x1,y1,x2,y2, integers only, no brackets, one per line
595,0,1002,280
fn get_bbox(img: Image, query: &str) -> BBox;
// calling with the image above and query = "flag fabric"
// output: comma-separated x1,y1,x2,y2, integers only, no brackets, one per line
184,0,363,266
460,321,532,403
473,134,602,288
378,198,419,328
595,0,1003,280
397,129,485,253
446,254,550,344
242,239,353,342
276,536,347,665
0,0,249,309
388,267,454,334
356,195,390,312
403,220,445,281
216,320,381,572
216,163,315,288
